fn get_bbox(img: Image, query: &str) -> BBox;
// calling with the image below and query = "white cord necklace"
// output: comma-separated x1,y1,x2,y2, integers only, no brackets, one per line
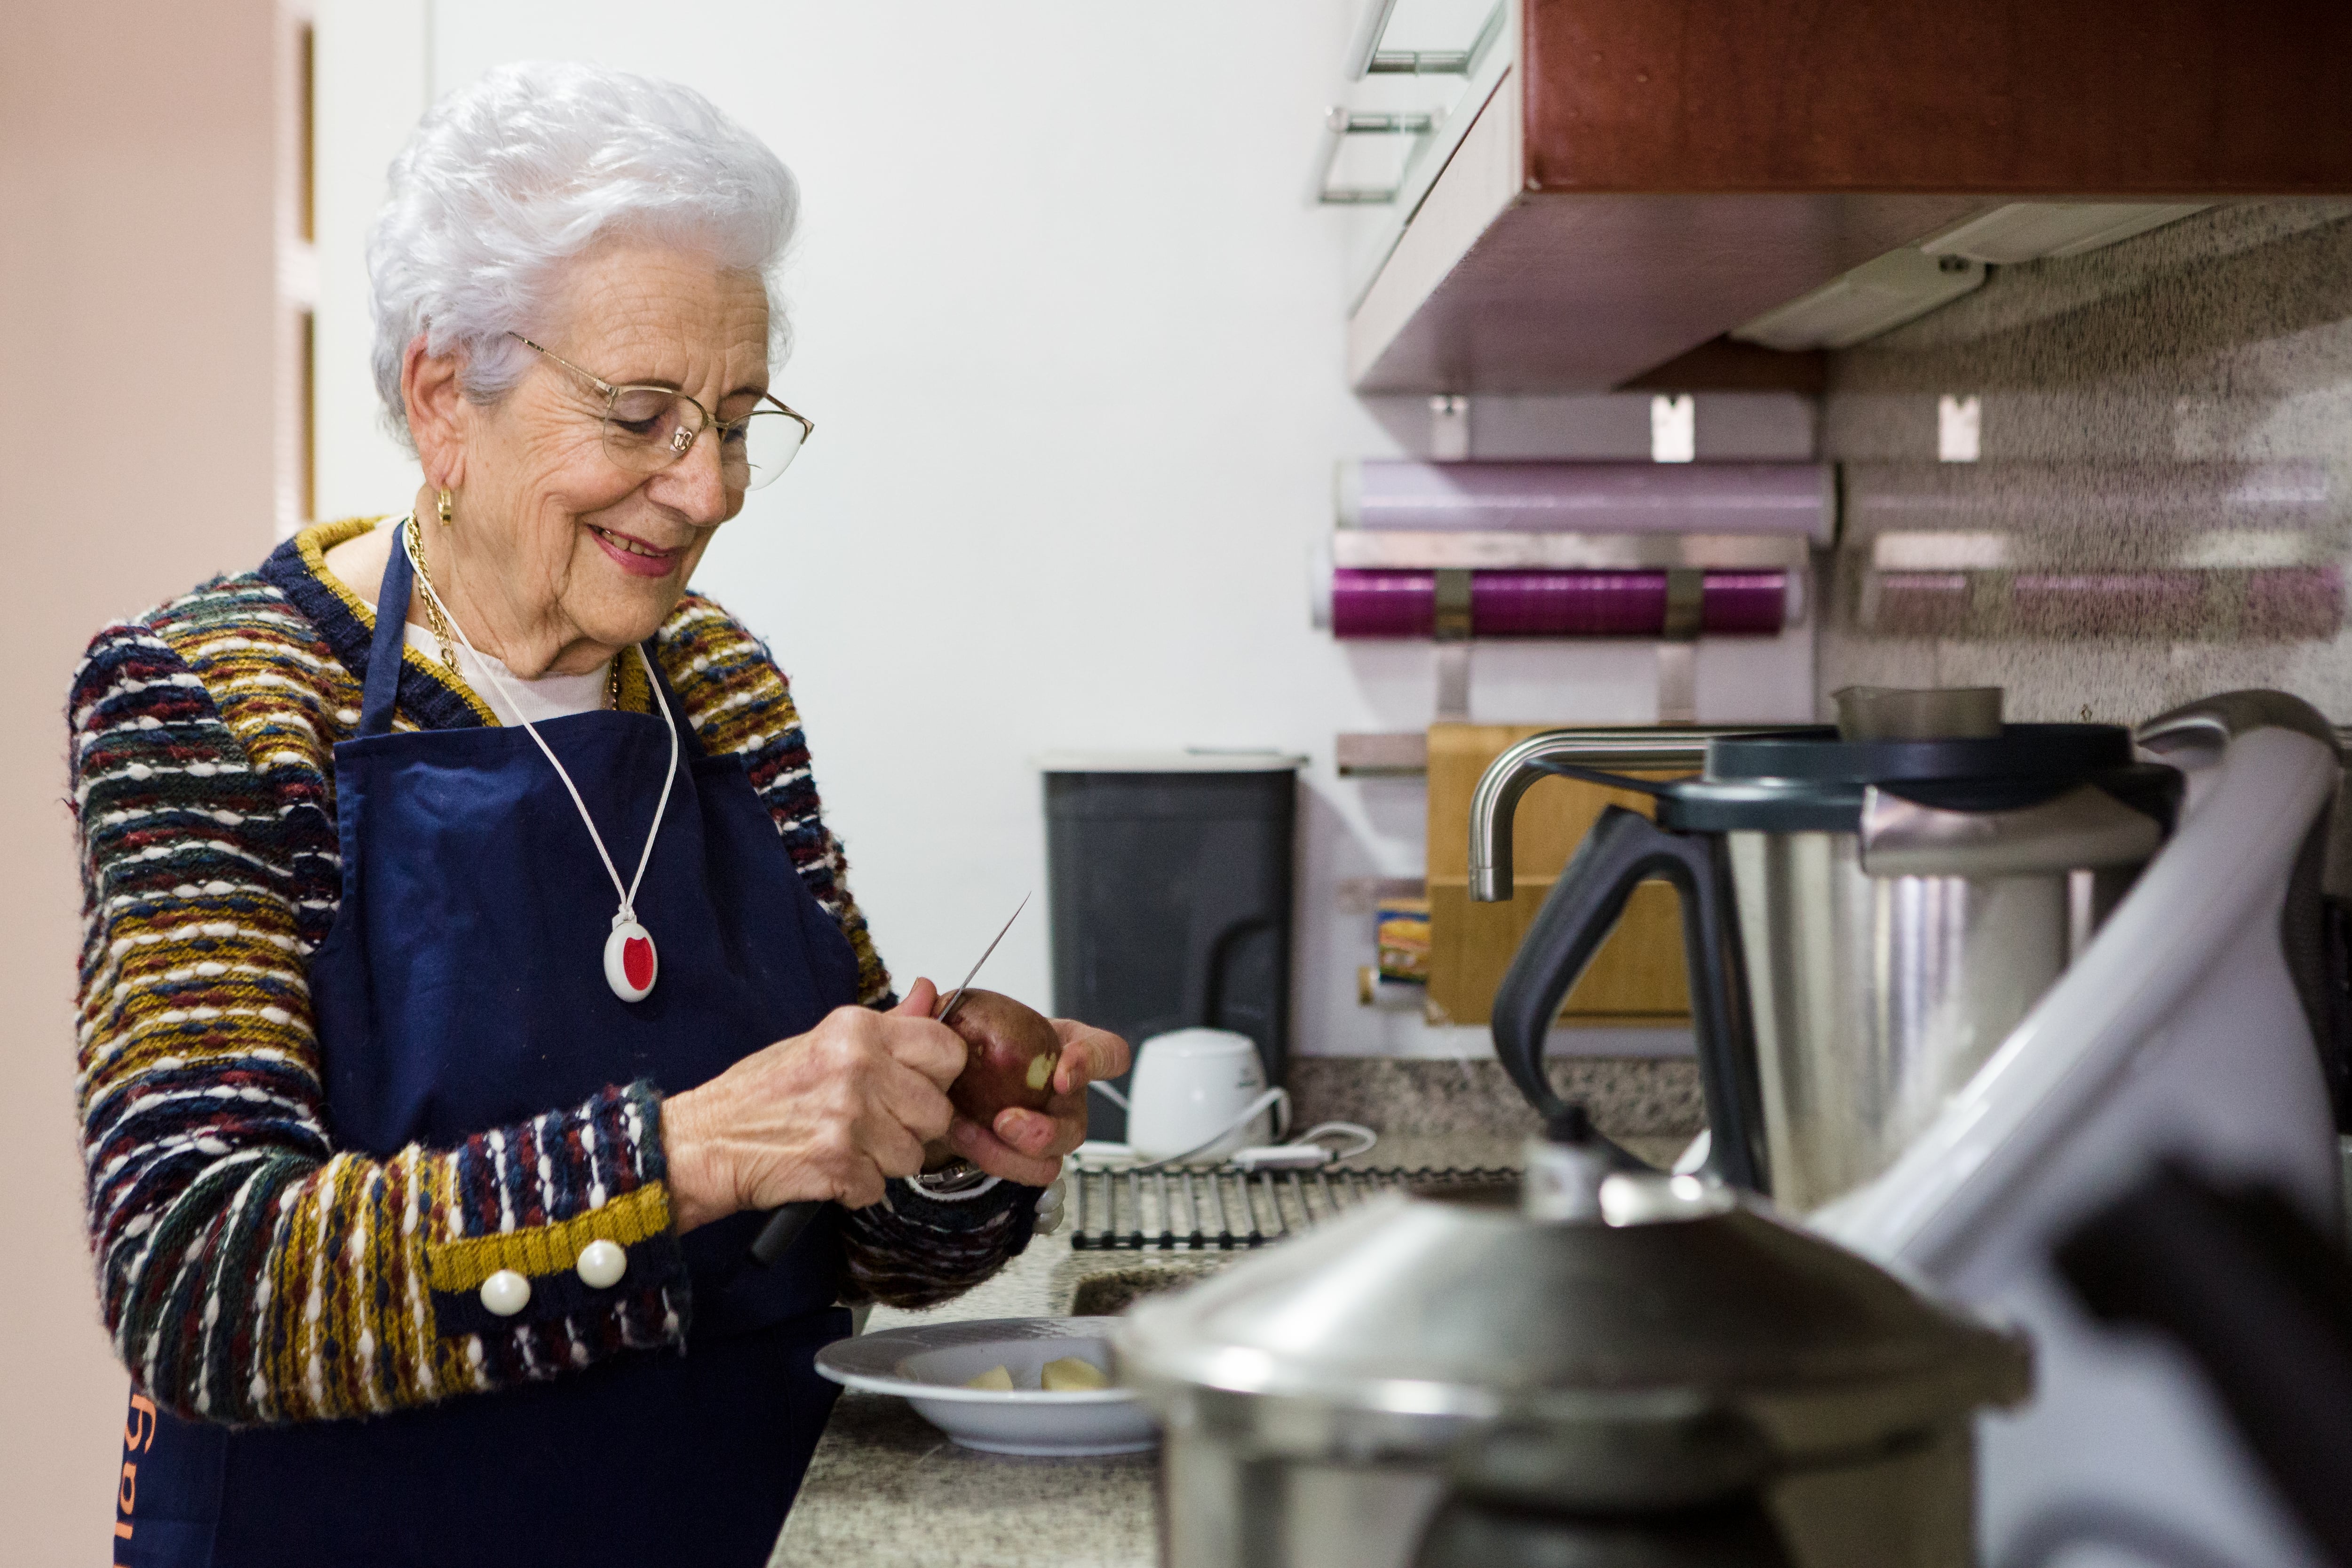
404,523,679,1003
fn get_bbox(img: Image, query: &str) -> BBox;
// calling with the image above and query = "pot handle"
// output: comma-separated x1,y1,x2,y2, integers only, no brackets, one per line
1489,804,1770,1193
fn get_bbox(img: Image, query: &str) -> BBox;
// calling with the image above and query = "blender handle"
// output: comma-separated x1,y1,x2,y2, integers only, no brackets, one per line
1489,804,1770,1193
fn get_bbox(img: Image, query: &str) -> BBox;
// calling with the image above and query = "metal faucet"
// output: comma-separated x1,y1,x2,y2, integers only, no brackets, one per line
1467,727,1811,901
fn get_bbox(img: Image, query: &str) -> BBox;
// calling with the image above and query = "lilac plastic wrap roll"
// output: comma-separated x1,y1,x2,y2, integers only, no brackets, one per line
1342,461,1833,541
1328,570,1790,638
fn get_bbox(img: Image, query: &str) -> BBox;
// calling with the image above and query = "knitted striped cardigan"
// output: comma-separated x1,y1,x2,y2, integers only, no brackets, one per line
72,517,1033,1426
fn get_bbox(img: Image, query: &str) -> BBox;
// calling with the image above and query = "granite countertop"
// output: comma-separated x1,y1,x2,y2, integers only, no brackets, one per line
776,1385,1158,1568
769,1231,1183,1568
769,1134,1537,1568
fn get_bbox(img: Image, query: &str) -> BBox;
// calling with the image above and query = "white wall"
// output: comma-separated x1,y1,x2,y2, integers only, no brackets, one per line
313,2,1815,1061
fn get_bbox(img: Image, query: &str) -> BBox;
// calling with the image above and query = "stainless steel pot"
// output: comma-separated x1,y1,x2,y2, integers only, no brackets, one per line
1115,1125,2030,1568
1477,714,2183,1210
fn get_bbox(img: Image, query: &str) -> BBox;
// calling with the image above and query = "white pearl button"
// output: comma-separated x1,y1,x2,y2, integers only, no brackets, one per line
479,1269,532,1317
575,1238,628,1290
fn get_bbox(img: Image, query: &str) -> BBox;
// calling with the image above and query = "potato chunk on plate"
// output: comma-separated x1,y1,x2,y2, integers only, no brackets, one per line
963,1365,1015,1391
1041,1356,1109,1391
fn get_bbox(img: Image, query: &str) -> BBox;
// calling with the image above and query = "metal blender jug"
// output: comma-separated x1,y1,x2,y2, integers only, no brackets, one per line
1477,691,2184,1209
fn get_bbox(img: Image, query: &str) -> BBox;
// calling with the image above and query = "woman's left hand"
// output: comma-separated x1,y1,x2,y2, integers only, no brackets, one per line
940,1018,1130,1187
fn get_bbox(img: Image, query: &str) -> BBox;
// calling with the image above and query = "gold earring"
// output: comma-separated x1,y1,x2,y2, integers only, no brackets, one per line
436,487,455,526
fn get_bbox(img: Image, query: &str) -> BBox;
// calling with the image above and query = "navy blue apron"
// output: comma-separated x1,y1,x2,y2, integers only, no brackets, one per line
119,541,861,1567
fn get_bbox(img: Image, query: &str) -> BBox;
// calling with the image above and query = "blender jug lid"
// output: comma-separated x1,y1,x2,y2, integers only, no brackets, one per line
1114,1170,2029,1458
1658,722,2179,834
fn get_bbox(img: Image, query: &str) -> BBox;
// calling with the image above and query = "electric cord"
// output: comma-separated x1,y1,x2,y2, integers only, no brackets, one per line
1085,1080,1377,1170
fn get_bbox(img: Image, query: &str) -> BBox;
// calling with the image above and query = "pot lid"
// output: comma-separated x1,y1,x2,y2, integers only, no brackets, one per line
1653,723,2178,833
1115,1159,2027,1453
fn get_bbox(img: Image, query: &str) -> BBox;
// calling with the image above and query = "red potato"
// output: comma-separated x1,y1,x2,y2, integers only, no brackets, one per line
942,989,1060,1123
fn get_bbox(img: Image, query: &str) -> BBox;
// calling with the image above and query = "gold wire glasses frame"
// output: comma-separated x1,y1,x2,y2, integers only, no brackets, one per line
505,331,814,492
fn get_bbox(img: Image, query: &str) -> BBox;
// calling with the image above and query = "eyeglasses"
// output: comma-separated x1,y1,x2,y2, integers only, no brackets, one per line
505,332,813,492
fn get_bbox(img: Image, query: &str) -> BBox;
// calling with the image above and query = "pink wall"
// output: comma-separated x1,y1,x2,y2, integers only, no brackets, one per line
0,3,284,1560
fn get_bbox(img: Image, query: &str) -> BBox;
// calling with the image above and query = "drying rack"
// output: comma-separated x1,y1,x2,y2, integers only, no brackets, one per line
1065,1161,1518,1252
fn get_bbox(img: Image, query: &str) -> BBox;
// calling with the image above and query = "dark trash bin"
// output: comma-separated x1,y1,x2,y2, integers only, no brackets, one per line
1038,752,1303,1142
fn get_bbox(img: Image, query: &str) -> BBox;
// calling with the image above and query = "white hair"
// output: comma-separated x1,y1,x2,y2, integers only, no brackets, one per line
367,60,798,448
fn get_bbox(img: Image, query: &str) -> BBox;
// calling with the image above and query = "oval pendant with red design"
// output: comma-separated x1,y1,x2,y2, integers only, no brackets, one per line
604,918,657,1003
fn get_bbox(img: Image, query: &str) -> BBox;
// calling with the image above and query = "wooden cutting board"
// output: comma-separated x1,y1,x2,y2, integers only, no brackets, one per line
1423,723,1693,1027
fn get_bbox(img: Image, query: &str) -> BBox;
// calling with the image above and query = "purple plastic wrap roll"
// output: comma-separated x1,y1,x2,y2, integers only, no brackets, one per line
1691,572,1792,634
1328,569,1441,637
1342,461,1833,541
1328,570,1789,638
1473,572,1673,635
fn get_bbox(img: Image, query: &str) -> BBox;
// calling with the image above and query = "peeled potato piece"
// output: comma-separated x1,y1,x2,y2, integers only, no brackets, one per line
963,1365,1015,1391
1041,1356,1109,1391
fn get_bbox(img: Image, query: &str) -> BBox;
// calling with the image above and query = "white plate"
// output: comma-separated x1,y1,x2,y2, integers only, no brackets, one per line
814,1316,1158,1457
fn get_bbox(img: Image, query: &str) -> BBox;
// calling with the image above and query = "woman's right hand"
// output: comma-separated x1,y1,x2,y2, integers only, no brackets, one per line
662,979,965,1233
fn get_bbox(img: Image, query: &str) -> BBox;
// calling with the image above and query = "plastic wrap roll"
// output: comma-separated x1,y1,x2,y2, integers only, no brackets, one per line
1326,569,1792,638
1340,460,1834,541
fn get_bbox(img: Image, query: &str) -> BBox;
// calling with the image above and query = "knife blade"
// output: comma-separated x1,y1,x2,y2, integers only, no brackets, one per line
935,891,1030,1025
749,892,1033,1266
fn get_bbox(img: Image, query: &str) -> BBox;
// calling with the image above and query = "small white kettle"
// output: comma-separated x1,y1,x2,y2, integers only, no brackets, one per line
1123,1027,1285,1162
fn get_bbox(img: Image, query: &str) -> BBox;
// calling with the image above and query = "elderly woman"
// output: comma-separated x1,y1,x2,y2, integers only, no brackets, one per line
72,62,1124,1567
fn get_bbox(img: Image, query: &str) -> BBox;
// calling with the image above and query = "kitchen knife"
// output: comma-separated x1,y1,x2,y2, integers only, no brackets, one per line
748,894,1032,1266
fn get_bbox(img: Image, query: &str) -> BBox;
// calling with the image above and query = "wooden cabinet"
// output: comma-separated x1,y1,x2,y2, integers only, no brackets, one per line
1348,0,2352,394
1422,723,1692,1027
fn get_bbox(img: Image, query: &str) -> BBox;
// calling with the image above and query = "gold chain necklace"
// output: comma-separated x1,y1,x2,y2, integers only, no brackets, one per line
403,516,622,710
404,515,462,671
